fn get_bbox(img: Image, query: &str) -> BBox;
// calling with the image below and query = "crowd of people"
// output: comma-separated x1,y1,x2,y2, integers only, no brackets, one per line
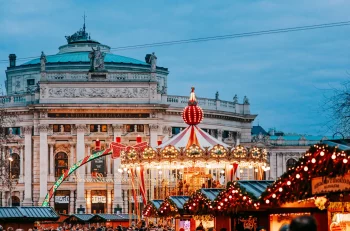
0,215,319,231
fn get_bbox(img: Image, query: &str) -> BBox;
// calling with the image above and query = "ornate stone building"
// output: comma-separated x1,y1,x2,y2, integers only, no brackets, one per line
251,126,336,180
0,25,255,214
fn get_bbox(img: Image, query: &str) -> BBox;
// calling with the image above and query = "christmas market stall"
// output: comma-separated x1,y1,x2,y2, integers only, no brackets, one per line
157,196,192,231
64,214,138,228
212,181,273,231
0,207,59,230
260,139,350,231
183,188,223,230
143,200,164,227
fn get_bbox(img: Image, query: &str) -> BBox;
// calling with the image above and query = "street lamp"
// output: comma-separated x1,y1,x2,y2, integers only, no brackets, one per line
8,153,13,207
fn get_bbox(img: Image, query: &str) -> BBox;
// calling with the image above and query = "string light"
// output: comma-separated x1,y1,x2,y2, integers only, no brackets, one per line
311,158,316,163
320,151,325,156
304,166,308,171
344,159,348,164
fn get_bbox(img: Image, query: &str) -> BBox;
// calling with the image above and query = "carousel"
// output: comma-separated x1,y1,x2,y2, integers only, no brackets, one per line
117,88,269,205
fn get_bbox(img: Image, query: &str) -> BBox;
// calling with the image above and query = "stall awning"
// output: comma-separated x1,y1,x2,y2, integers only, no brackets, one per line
150,200,163,209
65,214,95,223
0,207,59,221
116,214,138,220
322,139,350,151
200,188,224,201
237,181,274,199
169,196,189,210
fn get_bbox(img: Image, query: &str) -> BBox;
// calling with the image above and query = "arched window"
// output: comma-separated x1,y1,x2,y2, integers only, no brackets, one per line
10,153,20,179
11,196,20,206
286,158,297,170
55,152,68,177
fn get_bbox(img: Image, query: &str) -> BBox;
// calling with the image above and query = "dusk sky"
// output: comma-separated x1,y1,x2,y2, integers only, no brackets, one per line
0,0,349,136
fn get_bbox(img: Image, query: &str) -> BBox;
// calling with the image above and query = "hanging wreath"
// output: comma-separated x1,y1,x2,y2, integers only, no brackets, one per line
210,145,227,158
161,145,179,158
143,147,156,159
186,144,204,158
233,145,247,158
127,149,138,160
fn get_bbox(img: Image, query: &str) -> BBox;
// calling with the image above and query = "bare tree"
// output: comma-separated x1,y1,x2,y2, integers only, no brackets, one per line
323,80,350,137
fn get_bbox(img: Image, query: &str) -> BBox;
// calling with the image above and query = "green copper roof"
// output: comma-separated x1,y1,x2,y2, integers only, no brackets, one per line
21,51,147,66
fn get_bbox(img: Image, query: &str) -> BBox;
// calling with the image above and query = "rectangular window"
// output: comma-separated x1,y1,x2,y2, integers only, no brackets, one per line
90,125,107,132
27,79,35,86
137,125,144,132
5,127,21,135
125,125,135,132
53,125,71,132
172,127,182,135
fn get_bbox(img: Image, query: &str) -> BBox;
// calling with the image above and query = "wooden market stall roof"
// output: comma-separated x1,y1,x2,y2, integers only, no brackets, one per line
0,207,59,221
200,188,224,201
259,139,350,207
237,181,274,199
143,200,164,217
65,214,138,223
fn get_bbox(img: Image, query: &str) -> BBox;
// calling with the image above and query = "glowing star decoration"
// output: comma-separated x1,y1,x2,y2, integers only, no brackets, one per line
182,87,203,125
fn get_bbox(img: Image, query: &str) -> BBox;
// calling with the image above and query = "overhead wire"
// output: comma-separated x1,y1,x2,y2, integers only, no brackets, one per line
0,20,350,64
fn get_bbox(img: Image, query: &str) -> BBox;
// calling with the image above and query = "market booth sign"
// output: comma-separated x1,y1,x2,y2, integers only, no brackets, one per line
312,174,350,195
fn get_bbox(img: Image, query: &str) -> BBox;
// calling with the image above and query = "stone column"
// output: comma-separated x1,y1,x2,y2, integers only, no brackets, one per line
236,132,241,146
112,124,123,213
86,190,91,214
69,143,75,181
75,124,86,209
149,124,159,148
86,144,91,177
162,126,170,143
23,126,33,206
107,189,112,213
38,124,49,205
19,191,24,206
49,143,54,182
70,190,75,214
217,129,223,141
19,145,24,183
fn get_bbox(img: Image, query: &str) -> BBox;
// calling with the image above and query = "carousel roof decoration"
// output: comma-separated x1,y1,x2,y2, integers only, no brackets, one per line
119,87,268,169
158,196,189,217
260,139,350,207
213,181,259,214
143,200,163,217
183,188,223,215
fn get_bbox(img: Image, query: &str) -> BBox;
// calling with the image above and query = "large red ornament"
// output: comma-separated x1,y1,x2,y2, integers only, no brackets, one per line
182,87,203,125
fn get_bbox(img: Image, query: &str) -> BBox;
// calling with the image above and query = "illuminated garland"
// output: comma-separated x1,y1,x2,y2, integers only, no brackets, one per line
158,197,180,217
42,149,111,207
213,182,257,214
183,190,215,215
233,145,248,158
260,143,350,206
143,201,161,217
143,147,156,159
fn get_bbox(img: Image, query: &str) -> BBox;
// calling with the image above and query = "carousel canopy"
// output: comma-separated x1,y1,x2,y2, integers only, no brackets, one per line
158,87,229,149
158,125,230,149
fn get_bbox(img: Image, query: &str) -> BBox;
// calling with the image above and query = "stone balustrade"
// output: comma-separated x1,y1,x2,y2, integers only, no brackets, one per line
45,72,153,82
0,93,38,107
165,95,250,114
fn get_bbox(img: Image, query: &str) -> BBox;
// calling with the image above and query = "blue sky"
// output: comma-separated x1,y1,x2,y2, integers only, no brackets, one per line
0,0,349,135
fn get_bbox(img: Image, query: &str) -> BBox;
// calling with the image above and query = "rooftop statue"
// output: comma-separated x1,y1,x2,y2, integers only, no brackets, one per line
40,51,47,72
243,96,250,105
89,46,106,72
233,94,238,104
145,52,157,72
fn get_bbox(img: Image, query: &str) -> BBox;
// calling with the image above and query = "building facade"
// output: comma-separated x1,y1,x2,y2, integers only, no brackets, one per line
0,26,256,214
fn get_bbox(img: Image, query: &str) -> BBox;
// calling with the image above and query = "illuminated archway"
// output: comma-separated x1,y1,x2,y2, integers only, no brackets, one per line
42,149,111,207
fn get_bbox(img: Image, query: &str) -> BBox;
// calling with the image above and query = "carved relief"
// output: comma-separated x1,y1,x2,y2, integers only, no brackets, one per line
112,124,124,133
55,144,70,155
217,129,223,137
149,124,159,131
76,124,87,133
38,124,49,132
40,87,47,98
40,111,47,118
22,126,32,135
47,87,149,98
162,126,171,135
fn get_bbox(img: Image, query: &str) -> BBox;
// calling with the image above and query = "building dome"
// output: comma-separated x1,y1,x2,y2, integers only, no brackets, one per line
19,23,147,67
21,52,146,66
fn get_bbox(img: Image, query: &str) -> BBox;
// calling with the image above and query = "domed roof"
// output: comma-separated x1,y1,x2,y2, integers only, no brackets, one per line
21,51,147,66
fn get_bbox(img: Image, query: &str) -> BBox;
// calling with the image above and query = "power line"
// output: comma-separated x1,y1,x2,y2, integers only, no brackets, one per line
0,20,350,64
